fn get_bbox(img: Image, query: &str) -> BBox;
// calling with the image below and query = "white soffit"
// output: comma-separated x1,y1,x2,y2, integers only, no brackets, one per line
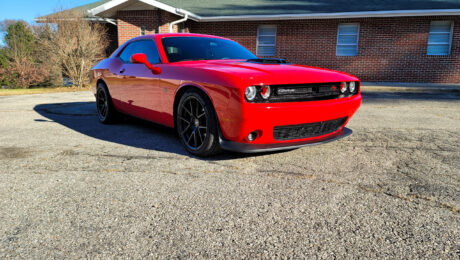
90,0,160,18
89,0,200,20
123,2,157,11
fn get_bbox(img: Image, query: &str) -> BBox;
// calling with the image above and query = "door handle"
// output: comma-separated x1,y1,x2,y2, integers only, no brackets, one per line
119,68,126,74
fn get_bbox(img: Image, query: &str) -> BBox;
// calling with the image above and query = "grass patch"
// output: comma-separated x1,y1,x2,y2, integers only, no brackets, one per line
0,87,91,96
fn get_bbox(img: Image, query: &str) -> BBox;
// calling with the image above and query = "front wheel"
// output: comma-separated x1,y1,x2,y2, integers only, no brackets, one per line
176,90,221,157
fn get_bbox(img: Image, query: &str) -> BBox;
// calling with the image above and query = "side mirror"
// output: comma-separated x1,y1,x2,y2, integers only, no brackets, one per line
131,53,148,64
130,53,162,75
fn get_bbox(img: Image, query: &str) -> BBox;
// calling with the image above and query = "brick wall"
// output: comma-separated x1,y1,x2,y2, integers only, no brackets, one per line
116,10,460,83
116,10,185,45
191,16,460,83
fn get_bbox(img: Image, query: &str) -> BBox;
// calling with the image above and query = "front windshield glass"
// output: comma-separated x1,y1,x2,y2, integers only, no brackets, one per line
162,37,258,62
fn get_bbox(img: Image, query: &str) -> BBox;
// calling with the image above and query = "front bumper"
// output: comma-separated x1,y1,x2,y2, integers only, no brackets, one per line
220,127,352,153
218,93,361,145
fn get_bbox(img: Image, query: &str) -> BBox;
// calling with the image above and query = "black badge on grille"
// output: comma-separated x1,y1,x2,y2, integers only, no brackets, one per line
277,87,313,95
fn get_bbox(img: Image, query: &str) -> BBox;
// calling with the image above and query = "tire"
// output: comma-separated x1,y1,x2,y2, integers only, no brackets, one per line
96,83,118,124
176,89,221,157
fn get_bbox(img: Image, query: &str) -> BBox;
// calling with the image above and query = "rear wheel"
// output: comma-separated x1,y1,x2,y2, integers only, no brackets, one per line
96,83,117,124
176,89,221,157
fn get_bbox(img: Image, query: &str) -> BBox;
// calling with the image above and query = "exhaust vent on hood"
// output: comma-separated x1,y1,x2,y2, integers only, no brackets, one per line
246,58,287,64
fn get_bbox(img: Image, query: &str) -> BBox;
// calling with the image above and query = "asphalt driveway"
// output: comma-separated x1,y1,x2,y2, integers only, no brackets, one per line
0,90,459,258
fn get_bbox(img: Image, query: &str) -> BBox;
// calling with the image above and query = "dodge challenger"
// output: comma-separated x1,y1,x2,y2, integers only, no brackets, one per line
91,33,362,156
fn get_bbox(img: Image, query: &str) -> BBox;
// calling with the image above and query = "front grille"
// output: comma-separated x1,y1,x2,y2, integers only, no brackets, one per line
274,83,341,100
263,83,341,103
273,117,348,141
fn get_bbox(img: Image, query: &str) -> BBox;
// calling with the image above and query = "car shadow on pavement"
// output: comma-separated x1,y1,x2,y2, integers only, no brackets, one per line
33,102,286,160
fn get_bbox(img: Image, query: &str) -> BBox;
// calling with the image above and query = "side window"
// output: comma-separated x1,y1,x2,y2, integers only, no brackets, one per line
118,40,161,64
118,43,138,63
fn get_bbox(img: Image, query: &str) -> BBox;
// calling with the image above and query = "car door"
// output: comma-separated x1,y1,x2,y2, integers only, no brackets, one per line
112,40,163,122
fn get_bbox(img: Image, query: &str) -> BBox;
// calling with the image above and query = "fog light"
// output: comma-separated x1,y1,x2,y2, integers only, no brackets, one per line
340,82,347,93
247,131,258,142
349,82,356,93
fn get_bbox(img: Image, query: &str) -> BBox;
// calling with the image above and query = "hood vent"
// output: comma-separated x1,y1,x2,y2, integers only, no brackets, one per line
246,58,287,64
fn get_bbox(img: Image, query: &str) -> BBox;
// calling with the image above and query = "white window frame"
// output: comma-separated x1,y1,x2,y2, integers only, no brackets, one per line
427,21,454,56
257,25,277,56
336,23,360,56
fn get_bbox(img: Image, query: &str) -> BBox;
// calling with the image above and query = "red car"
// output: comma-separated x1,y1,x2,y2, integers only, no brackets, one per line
91,33,362,157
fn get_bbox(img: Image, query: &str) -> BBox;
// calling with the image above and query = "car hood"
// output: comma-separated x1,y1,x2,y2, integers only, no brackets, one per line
175,60,359,86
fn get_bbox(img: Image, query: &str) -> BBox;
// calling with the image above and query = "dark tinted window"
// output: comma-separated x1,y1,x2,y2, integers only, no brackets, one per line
162,37,257,62
118,40,161,64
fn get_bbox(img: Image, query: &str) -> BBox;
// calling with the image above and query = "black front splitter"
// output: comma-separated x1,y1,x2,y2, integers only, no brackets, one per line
219,128,352,153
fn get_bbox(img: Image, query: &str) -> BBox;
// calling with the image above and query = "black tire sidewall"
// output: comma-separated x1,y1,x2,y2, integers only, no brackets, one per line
96,83,115,124
177,90,220,156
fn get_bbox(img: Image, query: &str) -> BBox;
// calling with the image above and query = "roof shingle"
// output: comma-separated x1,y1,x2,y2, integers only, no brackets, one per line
38,0,460,20
159,0,460,17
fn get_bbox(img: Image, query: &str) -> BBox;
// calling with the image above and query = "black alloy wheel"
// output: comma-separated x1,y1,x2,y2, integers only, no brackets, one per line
177,90,220,156
96,83,117,124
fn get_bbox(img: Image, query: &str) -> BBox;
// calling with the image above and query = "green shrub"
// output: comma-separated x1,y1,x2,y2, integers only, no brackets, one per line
0,22,49,88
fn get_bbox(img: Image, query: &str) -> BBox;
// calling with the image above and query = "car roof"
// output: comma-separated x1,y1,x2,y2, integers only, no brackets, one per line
111,33,234,59
129,33,229,42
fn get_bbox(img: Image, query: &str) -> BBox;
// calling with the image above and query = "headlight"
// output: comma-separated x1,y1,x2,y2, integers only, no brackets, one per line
340,82,347,93
260,85,271,99
349,82,356,93
245,86,257,101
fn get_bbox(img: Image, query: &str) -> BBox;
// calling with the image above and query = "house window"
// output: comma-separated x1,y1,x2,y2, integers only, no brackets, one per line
427,21,453,55
336,23,359,56
140,26,146,36
257,25,276,56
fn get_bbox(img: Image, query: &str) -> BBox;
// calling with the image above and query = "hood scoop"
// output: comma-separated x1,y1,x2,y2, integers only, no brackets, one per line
246,58,287,64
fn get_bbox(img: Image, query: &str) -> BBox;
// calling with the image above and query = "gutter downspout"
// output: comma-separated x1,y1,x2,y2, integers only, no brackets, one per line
169,13,188,33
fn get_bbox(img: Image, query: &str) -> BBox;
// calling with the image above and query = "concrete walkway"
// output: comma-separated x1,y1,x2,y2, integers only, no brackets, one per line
362,82,460,93
1,91,459,259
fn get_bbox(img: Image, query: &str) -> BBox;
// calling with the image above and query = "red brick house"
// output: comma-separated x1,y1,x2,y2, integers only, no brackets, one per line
40,0,460,83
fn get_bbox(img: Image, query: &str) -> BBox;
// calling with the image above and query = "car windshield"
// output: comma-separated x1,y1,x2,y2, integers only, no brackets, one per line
162,36,258,63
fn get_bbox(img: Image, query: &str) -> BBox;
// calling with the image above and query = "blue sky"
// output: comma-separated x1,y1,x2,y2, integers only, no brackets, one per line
0,0,97,45
0,0,97,24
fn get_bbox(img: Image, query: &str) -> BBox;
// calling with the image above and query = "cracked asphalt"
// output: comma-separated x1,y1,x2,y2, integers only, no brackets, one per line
0,90,459,259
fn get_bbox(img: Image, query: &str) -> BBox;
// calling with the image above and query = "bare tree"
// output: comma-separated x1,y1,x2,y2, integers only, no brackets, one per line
38,11,108,88
0,57,48,88
0,20,27,32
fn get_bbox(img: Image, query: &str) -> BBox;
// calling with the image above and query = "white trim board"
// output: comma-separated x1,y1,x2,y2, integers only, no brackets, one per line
89,0,200,21
197,9,460,22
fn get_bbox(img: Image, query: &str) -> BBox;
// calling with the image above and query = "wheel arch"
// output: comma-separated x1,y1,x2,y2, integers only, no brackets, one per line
96,78,117,102
173,84,219,132
96,78,109,89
